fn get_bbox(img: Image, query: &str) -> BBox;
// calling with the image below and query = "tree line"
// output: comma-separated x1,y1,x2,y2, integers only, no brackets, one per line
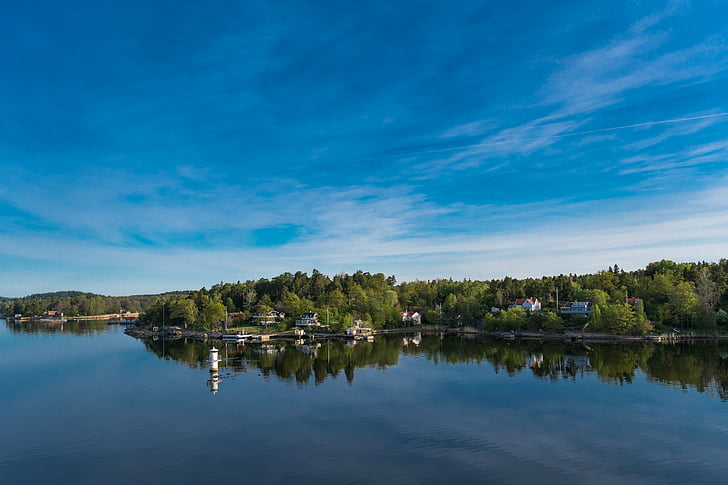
3,259,728,334
0,291,189,319
137,260,728,334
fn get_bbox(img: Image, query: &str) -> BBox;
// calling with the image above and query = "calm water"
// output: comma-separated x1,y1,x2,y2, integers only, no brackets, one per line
2,319,728,484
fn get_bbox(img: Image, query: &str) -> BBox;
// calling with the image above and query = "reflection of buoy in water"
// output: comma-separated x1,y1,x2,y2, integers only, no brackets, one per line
209,370,220,394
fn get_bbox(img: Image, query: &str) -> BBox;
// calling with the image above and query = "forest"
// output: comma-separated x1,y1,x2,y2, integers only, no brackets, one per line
2,259,727,335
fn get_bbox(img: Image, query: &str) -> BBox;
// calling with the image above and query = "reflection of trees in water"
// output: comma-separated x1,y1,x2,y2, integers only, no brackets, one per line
646,342,728,400
142,337,402,385
589,344,653,385
144,338,213,369
394,335,728,399
3,319,113,336
140,333,728,399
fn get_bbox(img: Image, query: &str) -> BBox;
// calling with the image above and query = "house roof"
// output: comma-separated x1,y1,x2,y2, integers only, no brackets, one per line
402,311,419,317
561,301,592,308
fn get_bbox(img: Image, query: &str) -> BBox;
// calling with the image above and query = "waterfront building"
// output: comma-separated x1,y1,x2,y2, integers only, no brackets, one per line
509,298,541,312
295,312,319,326
402,311,422,325
559,301,592,316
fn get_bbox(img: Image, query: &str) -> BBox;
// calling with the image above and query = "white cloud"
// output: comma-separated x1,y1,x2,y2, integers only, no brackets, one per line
2,178,726,296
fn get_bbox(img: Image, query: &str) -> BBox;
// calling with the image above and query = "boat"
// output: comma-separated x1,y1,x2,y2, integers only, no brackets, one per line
222,333,250,342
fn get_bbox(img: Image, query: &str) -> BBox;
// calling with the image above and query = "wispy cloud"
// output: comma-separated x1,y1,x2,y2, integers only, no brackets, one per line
618,139,728,175
408,5,728,178
622,114,722,151
439,120,498,139
2,177,726,295
543,35,727,118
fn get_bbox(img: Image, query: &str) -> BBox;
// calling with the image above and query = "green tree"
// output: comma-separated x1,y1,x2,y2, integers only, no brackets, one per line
573,289,609,307
529,311,563,331
695,268,720,329
200,302,227,329
442,293,458,324
667,281,698,330
500,309,526,332
425,310,441,324
169,299,198,328
716,309,728,326
589,304,602,329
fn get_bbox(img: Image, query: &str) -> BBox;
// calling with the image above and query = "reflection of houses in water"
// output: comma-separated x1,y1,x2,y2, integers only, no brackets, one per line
564,354,591,370
523,349,592,375
297,342,321,357
547,354,591,374
529,353,544,368
256,344,281,355
403,332,422,346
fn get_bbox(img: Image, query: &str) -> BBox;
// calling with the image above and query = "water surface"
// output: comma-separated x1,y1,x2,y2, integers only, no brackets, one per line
1,319,727,484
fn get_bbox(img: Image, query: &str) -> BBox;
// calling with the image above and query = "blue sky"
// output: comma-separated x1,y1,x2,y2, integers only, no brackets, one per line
1,0,727,297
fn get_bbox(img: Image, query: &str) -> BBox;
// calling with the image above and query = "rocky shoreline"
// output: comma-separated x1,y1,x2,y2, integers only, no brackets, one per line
124,326,228,341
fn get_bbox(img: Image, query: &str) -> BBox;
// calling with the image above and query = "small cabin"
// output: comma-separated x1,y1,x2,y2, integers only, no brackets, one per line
402,311,422,325
509,298,541,312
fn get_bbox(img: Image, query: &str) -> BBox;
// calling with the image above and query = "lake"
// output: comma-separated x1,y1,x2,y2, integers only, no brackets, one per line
1,319,727,484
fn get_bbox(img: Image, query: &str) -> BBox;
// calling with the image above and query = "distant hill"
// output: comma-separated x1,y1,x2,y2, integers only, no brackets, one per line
125,290,193,298
22,291,100,300
3,289,193,301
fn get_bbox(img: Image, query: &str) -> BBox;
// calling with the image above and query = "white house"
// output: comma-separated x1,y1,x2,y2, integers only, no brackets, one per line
510,298,541,312
402,311,422,325
295,311,319,326
252,310,285,325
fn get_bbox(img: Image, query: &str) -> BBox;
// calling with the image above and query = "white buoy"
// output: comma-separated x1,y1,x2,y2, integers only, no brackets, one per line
209,347,219,372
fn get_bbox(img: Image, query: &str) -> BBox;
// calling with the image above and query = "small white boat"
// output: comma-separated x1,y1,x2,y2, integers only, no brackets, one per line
222,333,250,341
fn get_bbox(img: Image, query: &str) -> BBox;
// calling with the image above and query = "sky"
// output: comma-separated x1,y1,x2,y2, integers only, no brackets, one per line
1,0,727,297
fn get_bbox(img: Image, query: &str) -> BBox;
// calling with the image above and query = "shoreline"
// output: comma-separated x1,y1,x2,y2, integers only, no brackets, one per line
123,325,728,343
